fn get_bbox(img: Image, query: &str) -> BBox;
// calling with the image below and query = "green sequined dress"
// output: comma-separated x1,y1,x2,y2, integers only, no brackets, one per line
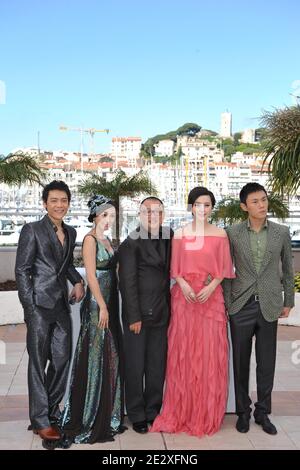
60,237,124,444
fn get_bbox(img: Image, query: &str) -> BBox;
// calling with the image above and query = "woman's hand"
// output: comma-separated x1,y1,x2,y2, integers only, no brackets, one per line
98,304,109,329
196,284,215,303
177,278,197,303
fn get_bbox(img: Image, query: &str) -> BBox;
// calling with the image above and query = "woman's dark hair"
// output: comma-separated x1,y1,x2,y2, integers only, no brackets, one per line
42,180,71,203
239,182,268,205
187,186,216,209
88,213,95,223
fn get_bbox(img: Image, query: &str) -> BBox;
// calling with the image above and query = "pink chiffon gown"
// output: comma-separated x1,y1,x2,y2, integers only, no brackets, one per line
151,235,235,437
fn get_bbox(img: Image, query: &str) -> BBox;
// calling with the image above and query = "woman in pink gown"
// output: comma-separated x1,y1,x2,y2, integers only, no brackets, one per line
151,187,235,437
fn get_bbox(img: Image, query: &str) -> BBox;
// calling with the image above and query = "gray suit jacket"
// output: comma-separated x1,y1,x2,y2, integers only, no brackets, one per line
15,215,82,313
223,220,295,322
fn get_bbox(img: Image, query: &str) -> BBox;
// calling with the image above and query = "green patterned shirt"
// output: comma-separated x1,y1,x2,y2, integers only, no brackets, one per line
247,218,268,273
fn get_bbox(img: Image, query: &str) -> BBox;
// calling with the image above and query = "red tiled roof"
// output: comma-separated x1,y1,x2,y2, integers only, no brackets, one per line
112,137,142,142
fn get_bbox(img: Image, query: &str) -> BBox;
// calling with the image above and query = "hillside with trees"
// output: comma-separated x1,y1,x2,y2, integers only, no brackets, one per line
140,122,265,161
141,123,205,158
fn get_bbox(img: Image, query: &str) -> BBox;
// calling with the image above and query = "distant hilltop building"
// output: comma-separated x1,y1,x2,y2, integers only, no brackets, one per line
111,137,142,165
154,139,175,157
176,135,224,163
197,129,217,137
241,128,256,144
220,112,232,138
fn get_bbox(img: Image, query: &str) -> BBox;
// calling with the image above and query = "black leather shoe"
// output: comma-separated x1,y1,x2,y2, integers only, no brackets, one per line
115,424,128,434
254,414,277,435
132,421,148,434
236,415,250,433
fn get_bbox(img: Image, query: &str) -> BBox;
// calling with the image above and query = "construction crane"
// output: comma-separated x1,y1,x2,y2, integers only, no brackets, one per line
59,125,110,172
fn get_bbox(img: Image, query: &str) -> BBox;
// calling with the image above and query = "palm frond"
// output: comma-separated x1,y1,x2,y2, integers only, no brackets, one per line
267,194,289,220
78,169,157,246
78,169,157,202
0,152,45,186
211,198,247,225
212,195,289,226
261,105,300,196
78,175,115,198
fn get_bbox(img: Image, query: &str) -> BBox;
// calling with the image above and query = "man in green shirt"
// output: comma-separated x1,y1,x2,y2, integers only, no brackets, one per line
224,183,294,436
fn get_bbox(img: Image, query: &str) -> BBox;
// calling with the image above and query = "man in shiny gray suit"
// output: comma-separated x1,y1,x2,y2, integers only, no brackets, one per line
223,183,294,436
118,197,172,434
15,181,84,442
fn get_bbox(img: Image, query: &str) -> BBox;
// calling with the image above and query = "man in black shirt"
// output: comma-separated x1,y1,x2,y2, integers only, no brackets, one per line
118,197,172,434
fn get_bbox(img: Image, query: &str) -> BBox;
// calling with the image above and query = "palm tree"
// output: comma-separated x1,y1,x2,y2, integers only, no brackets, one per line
78,169,157,245
211,195,289,227
261,105,300,196
0,151,45,186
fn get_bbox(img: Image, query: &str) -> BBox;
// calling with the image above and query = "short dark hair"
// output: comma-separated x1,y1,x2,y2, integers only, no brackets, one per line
239,183,267,205
187,186,216,209
140,196,164,207
42,180,71,203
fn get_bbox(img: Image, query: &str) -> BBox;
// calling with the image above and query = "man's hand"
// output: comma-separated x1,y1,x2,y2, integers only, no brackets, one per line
70,282,85,303
129,321,142,334
279,307,292,318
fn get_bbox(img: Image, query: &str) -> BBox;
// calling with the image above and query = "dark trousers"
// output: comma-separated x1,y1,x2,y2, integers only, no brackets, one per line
230,297,278,418
123,324,168,424
25,298,71,429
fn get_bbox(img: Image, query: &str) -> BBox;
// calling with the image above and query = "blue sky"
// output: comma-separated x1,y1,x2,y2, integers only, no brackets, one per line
0,0,299,155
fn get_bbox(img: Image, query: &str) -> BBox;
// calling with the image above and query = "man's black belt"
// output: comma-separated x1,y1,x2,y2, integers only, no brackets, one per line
245,294,259,305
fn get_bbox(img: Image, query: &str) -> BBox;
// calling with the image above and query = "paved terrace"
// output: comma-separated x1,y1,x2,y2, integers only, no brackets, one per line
0,324,299,451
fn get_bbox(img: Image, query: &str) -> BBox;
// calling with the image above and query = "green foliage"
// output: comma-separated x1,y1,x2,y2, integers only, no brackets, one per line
211,198,247,226
203,130,218,136
78,169,157,245
198,135,217,142
235,143,262,154
218,131,264,158
233,132,242,145
142,122,202,158
221,138,234,146
0,152,45,186
261,105,300,196
295,273,300,293
211,194,289,226
142,124,266,160
223,144,236,157
176,123,202,136
79,169,156,200
153,156,168,164
73,254,84,267
140,143,152,160
254,127,267,142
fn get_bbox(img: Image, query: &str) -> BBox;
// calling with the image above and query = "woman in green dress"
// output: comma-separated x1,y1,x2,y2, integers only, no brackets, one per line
59,195,125,446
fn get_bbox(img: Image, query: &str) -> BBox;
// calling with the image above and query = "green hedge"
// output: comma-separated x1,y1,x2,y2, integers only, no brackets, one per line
295,273,300,293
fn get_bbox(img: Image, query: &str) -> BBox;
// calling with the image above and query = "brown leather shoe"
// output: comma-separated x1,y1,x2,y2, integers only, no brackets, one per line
35,426,61,440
